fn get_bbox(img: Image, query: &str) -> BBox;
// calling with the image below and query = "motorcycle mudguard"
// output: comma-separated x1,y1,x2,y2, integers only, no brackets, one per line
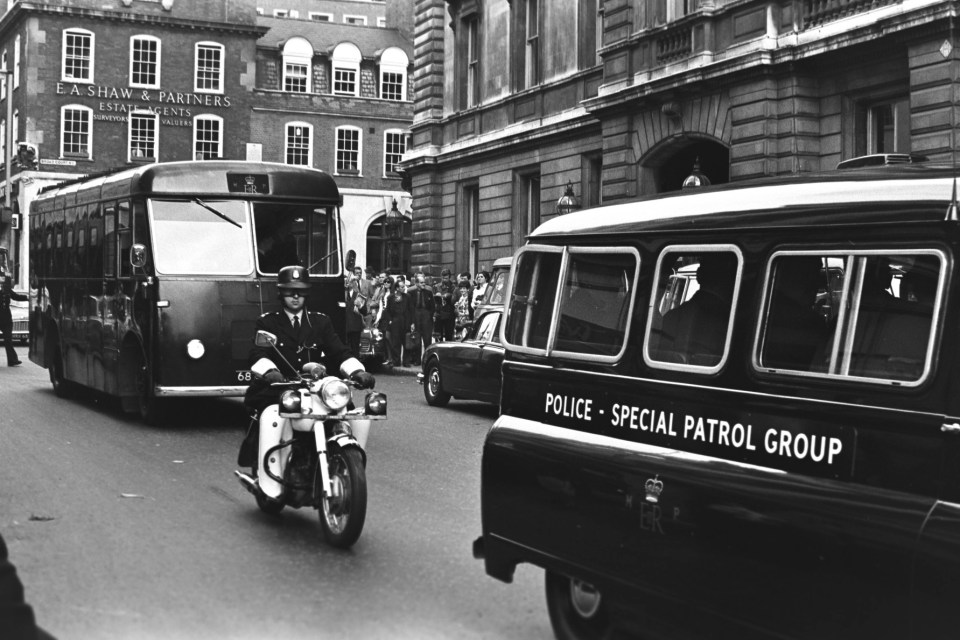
347,419,371,450
259,405,293,499
328,432,367,466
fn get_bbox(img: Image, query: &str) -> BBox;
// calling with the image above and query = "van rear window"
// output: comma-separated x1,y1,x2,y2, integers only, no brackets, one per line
503,246,640,362
755,250,945,385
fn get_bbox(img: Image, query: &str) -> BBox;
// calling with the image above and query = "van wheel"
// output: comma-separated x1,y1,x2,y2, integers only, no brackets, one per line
423,360,450,407
545,570,614,640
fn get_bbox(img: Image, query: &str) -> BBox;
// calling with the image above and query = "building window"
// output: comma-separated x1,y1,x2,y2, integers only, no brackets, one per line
458,16,480,109
194,115,222,160
463,184,481,275
130,35,160,89
332,43,361,96
579,0,600,69
273,9,288,17
866,98,910,155
285,122,312,166
336,126,361,174
379,47,408,101
129,111,158,162
63,29,94,83
378,17,386,28
13,35,20,90
344,15,367,25
309,12,333,21
1,119,5,163
583,153,603,208
1,50,6,101
282,38,313,93
513,170,541,247
513,0,539,90
384,130,406,175
61,105,92,159
12,110,18,145
195,42,224,93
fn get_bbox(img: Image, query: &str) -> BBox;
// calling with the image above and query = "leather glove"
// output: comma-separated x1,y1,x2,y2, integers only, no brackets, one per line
350,370,376,389
262,369,285,384
302,362,326,379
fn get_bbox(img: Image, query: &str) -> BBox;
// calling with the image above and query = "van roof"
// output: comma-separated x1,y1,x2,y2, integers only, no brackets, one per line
531,165,960,239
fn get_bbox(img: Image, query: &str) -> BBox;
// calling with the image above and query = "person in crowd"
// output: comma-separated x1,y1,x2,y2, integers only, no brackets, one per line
381,276,413,367
455,278,474,339
236,265,375,492
369,271,389,329
434,268,457,341
472,270,490,312
344,273,365,358
409,272,435,365
0,255,26,367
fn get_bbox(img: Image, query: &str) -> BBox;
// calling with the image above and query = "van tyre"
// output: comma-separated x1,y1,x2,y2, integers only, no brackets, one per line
545,570,614,640
49,344,72,398
135,357,165,425
423,360,451,407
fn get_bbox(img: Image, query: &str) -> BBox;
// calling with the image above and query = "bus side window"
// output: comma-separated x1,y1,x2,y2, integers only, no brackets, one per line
118,201,133,278
104,204,116,279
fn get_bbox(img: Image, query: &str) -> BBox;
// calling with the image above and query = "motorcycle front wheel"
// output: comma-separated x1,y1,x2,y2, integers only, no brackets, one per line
318,447,367,548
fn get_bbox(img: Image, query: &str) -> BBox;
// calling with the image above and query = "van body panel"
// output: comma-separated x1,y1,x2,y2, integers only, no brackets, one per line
479,166,960,638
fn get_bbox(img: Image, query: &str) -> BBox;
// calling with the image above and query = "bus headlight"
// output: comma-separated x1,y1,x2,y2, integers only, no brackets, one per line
320,379,351,411
186,339,205,359
280,390,301,413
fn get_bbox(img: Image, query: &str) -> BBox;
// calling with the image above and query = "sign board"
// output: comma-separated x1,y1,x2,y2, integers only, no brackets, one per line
40,158,76,166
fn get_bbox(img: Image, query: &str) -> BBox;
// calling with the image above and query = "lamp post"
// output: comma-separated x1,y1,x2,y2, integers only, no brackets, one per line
682,158,711,189
556,181,580,215
0,65,13,275
385,198,403,272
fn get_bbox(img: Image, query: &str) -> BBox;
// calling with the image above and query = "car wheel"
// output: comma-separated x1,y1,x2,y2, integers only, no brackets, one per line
545,570,614,640
423,360,451,407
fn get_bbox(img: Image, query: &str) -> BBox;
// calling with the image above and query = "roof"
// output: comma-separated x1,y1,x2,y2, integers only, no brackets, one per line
531,165,960,239
256,16,412,59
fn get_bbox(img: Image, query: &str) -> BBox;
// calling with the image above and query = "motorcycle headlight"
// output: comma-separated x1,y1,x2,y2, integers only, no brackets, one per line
186,339,205,359
365,392,387,416
280,389,301,413
320,379,351,411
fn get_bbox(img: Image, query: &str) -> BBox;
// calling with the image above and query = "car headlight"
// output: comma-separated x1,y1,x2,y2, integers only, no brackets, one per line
186,339,205,359
320,379,351,411
280,390,301,413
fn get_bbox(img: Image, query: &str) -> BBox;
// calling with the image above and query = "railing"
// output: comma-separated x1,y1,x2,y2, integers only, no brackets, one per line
656,27,693,65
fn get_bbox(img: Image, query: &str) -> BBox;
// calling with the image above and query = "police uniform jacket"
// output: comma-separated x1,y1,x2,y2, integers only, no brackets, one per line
250,309,354,378
244,309,360,410
0,278,27,322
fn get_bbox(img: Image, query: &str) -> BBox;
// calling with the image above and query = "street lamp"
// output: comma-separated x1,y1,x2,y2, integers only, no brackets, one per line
385,198,404,271
682,158,711,189
556,181,580,215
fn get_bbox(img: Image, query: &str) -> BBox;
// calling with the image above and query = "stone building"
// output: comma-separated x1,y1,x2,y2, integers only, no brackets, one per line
0,0,414,287
401,0,958,277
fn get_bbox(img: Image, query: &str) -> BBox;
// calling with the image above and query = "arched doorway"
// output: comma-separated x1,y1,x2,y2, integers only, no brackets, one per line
366,214,412,274
640,136,730,195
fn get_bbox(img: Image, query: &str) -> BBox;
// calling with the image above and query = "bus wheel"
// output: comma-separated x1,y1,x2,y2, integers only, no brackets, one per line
49,345,72,398
135,359,164,425
545,570,614,640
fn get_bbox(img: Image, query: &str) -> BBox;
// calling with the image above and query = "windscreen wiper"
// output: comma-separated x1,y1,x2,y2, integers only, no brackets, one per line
192,198,243,229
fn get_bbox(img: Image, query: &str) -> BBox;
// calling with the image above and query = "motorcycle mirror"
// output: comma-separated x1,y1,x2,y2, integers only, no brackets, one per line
255,330,278,348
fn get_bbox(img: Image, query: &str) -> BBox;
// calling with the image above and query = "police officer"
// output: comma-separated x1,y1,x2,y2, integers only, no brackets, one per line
236,266,375,496
0,257,26,367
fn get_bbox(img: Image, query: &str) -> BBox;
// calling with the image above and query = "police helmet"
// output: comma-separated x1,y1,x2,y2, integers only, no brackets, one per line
277,265,310,290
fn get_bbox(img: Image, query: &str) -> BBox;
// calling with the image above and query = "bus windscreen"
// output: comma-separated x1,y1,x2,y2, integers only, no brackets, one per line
150,199,253,275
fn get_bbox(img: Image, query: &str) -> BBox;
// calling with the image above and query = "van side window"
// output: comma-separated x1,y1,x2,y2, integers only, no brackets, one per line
756,251,944,384
646,247,741,372
502,245,640,362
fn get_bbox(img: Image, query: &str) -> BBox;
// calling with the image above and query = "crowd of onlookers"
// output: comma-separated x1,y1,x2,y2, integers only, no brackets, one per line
344,266,491,367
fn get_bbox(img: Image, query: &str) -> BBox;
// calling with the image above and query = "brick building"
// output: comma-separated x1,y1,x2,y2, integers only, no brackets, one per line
0,0,414,287
401,0,959,277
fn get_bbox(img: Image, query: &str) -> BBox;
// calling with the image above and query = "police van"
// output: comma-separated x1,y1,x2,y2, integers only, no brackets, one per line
473,160,960,639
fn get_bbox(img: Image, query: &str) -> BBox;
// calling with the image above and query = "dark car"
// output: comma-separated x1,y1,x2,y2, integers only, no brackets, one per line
418,309,504,407
358,325,387,372
10,304,28,344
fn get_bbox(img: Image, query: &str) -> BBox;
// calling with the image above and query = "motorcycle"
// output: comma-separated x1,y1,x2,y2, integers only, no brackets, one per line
235,330,387,548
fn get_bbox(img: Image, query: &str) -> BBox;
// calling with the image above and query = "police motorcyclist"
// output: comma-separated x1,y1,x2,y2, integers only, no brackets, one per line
236,265,375,498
